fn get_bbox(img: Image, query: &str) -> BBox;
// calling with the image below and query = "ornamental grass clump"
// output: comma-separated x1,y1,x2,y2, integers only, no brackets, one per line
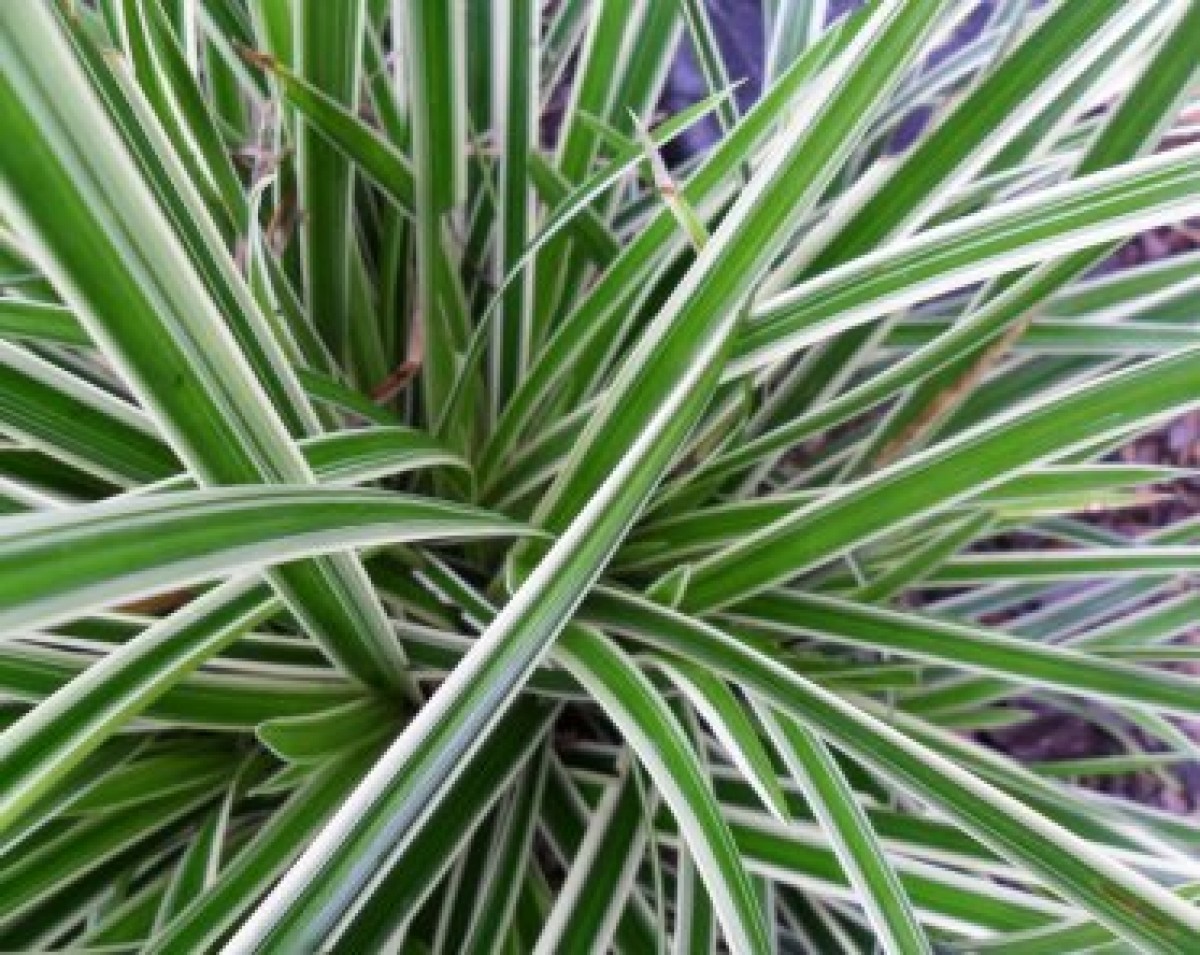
5,0,1200,951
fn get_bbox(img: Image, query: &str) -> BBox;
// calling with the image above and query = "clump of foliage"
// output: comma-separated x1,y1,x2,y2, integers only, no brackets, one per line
4,0,1200,951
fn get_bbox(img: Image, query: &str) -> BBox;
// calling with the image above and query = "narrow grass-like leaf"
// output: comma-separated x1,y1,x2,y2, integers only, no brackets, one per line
749,703,929,954
244,48,414,210
489,0,539,417
735,144,1200,375
257,697,400,764
479,18,855,482
460,745,549,955
553,627,768,954
328,702,557,954
293,0,364,368
651,656,791,823
532,757,651,955
0,2,414,692
145,747,381,955
686,340,1200,611
585,588,1200,952
732,590,1200,719
0,486,524,635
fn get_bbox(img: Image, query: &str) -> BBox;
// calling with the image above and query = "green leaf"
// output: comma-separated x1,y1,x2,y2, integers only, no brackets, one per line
7,1,1200,947
489,0,539,417
244,48,413,209
650,656,791,823
0,579,270,833
0,784,214,931
685,339,1200,611
157,790,234,923
730,591,1200,718
735,143,1200,375
146,747,381,954
584,588,1200,952
257,697,401,763
750,703,930,955
552,628,768,955
531,756,650,955
928,547,1200,584
460,744,549,955
0,340,176,487
0,1,415,693
293,0,365,368
479,16,853,483
329,702,557,954
0,485,524,635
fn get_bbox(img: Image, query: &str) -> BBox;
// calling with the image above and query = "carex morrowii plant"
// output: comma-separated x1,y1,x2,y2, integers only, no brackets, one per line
3,0,1200,951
